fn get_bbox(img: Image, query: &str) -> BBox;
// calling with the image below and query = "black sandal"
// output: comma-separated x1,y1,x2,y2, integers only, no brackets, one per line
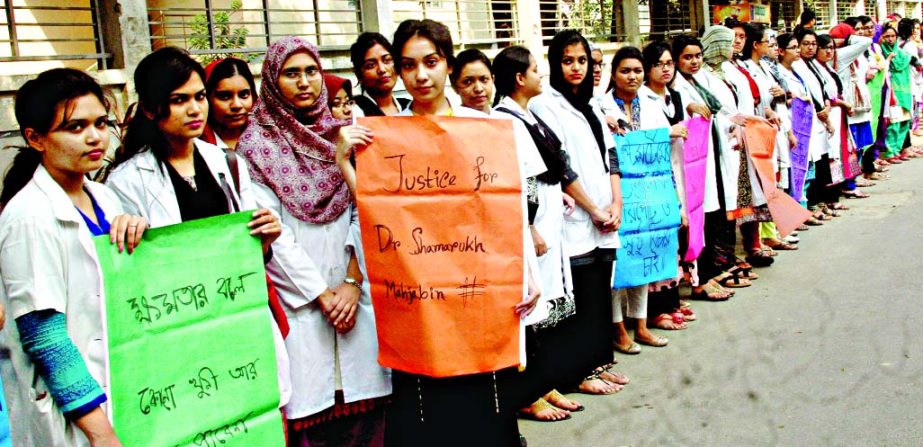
715,272,751,288
745,250,775,267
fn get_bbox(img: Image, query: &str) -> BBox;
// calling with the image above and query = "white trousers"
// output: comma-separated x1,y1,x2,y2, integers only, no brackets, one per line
612,285,648,323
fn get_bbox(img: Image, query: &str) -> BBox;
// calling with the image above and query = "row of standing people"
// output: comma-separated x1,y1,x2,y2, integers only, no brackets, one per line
1,13,920,447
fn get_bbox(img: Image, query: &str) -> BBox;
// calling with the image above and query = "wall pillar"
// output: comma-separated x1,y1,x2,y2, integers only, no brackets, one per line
621,0,641,46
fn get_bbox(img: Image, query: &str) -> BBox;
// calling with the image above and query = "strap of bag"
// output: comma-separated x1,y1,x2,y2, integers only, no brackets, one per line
226,149,242,196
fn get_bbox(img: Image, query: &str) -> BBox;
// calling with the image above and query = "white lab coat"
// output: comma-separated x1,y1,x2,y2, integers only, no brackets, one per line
833,36,873,125
529,87,621,257
105,139,293,409
693,68,746,211
240,139,390,417
0,165,122,447
721,60,768,206
815,60,845,160
793,59,834,162
493,96,569,327
673,73,726,213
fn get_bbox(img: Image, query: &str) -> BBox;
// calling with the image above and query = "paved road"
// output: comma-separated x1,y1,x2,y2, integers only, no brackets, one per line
519,157,923,446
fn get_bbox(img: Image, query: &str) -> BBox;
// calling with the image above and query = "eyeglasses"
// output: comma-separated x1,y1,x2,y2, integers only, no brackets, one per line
801,42,817,47
594,61,607,69
653,61,675,69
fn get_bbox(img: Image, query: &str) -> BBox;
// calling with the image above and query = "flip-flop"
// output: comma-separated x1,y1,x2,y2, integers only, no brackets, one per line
728,265,759,280
842,190,870,199
544,389,584,412
613,341,641,355
636,335,668,347
715,272,751,288
518,399,572,422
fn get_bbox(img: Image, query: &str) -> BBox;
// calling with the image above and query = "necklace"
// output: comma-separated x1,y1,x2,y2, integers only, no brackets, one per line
183,175,198,191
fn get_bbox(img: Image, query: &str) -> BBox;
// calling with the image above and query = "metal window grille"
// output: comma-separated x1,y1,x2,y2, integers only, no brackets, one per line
0,0,111,69
884,1,922,21
147,0,363,62
538,0,624,43
645,0,693,41
391,0,519,49
836,1,856,22
775,0,797,31
810,0,831,29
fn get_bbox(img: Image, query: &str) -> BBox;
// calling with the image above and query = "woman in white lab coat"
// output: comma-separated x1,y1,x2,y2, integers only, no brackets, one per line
599,45,681,350
105,47,292,434
0,68,146,447
234,36,392,445
671,35,740,299
530,30,630,396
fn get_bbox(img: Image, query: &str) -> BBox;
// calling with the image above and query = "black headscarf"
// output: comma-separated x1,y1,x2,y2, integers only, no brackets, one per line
548,30,609,172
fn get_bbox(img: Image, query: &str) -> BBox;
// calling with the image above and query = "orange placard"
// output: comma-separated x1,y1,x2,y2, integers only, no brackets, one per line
743,118,812,237
355,116,524,378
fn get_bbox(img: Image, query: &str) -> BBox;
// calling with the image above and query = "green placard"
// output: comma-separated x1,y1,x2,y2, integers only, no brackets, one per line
95,212,284,447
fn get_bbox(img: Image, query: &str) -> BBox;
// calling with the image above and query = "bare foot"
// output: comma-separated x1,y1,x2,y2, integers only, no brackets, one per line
519,398,571,421
578,377,621,395
598,370,630,385
543,390,583,411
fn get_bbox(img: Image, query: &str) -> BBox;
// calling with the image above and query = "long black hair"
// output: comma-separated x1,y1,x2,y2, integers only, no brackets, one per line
548,29,595,104
2,68,108,207
115,46,205,167
492,45,533,106
741,22,766,60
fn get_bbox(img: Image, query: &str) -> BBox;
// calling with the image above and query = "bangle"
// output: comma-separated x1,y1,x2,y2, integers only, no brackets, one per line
343,277,363,291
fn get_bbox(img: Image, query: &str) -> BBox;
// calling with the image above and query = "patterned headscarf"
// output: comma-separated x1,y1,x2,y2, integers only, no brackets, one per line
237,36,351,224
702,26,735,78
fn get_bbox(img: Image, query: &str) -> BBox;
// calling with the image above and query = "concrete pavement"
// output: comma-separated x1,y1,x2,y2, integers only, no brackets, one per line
519,156,923,446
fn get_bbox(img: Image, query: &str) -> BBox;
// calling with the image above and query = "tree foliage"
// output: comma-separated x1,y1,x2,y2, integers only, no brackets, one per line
188,0,255,64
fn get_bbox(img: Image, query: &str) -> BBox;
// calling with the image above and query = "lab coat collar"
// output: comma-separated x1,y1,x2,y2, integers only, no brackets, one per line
33,164,89,224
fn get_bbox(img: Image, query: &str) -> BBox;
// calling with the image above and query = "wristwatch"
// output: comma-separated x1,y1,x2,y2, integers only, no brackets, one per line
343,276,363,291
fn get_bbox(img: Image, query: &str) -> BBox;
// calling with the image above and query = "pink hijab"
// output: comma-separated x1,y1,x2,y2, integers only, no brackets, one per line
238,37,350,224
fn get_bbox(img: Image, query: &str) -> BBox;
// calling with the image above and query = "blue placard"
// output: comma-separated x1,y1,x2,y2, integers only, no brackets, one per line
613,128,681,289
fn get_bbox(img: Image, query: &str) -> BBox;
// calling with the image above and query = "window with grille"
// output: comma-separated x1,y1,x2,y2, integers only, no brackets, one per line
147,0,363,64
0,0,111,74
810,0,831,29
646,0,693,41
537,0,623,43
836,1,856,21
391,0,519,49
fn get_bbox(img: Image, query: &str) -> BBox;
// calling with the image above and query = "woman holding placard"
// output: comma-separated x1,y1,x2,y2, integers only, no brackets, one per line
670,35,741,300
337,18,544,446
0,68,148,446
105,47,293,440
232,37,392,445
599,45,684,350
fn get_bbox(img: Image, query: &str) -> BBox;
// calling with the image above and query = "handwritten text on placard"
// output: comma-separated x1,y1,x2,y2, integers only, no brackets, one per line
356,116,524,378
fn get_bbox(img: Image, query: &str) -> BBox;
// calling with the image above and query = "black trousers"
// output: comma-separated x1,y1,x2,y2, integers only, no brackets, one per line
385,369,521,447
807,155,841,206
552,249,615,388
698,210,737,281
